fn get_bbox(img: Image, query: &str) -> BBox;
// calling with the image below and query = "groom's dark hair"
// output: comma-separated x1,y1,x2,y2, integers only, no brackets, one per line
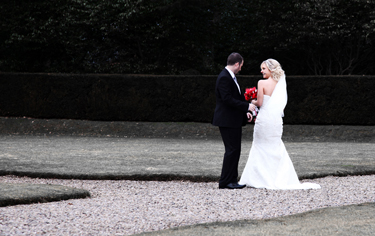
227,52,243,66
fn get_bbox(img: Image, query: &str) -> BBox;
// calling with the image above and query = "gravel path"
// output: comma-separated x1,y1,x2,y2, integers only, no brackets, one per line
1,175,375,235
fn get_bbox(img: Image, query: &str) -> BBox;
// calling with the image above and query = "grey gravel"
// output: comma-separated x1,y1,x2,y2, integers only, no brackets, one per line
1,175,374,235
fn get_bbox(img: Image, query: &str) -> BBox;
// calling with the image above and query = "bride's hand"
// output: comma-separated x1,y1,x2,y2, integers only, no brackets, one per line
249,103,256,111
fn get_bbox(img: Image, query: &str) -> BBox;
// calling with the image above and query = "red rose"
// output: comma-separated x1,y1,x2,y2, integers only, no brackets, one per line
244,87,257,101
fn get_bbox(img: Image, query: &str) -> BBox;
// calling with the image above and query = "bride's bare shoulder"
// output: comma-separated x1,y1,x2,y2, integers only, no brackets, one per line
259,78,275,86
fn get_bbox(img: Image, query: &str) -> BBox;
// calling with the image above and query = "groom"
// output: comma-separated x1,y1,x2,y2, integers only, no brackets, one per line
212,52,255,189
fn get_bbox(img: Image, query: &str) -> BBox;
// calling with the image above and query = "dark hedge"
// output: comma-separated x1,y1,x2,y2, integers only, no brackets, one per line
0,73,373,125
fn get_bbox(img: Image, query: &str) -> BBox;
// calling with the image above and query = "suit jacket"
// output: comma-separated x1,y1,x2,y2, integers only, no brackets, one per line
212,69,249,128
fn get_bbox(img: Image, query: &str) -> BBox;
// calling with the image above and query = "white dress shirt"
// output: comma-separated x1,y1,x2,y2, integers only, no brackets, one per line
225,66,254,112
225,67,241,94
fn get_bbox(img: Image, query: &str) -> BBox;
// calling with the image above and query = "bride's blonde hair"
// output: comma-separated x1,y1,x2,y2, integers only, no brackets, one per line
262,59,284,82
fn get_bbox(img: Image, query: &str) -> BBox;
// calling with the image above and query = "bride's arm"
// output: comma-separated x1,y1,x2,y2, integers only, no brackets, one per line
252,80,264,107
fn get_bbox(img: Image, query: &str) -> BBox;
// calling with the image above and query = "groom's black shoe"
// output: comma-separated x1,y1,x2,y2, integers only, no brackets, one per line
219,183,246,189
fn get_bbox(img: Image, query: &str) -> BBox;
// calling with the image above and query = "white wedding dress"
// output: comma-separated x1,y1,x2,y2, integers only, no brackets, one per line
239,75,320,190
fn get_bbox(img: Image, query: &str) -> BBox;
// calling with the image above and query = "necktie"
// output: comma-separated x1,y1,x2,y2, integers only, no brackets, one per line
233,76,241,94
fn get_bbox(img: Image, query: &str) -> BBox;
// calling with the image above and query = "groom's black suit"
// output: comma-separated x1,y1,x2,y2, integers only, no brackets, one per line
212,68,249,188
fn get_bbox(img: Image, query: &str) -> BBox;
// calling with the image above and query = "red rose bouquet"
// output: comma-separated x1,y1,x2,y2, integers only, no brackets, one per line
244,87,257,101
244,87,259,122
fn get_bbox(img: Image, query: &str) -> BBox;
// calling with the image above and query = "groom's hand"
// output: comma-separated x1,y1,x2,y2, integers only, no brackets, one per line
247,112,253,122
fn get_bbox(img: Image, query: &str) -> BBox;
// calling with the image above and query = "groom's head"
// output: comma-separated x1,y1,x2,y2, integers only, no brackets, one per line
227,52,244,74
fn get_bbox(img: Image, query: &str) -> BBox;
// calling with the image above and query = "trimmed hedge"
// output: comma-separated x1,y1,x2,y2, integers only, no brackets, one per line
0,73,374,125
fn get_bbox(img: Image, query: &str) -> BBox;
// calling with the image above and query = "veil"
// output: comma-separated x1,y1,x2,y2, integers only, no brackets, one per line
268,74,287,118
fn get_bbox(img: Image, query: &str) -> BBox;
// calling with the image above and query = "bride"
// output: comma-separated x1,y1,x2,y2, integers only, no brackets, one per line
239,59,320,190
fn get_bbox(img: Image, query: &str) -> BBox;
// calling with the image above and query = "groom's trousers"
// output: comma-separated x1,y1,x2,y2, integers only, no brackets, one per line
218,127,242,188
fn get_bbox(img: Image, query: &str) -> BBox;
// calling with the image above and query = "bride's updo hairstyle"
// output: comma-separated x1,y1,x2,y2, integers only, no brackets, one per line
263,59,285,82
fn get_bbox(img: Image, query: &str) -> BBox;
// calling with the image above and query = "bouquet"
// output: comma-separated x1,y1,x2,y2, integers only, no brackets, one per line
244,87,257,101
244,87,259,122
